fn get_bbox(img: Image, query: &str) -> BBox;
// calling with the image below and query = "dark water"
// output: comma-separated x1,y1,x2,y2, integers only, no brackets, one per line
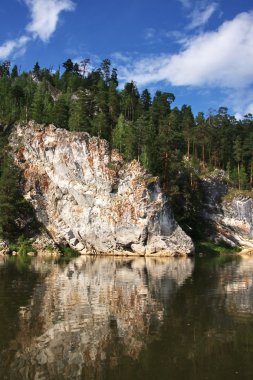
0,254,253,380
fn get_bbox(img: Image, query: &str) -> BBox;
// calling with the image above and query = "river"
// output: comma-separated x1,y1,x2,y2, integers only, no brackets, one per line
0,254,253,380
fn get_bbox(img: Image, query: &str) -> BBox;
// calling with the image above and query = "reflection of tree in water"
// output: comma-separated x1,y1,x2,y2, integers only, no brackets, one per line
134,256,253,380
8,257,193,380
0,257,40,351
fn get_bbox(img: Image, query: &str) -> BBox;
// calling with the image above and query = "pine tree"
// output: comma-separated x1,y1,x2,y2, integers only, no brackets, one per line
112,114,126,154
108,69,120,126
69,90,92,132
121,82,140,121
234,137,243,190
100,59,111,85
0,155,22,239
195,112,209,167
181,105,195,159
140,89,152,112
11,65,18,79
53,95,69,129
31,82,53,123
0,61,10,77
33,62,41,80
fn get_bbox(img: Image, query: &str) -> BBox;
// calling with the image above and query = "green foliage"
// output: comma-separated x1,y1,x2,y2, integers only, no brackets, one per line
195,240,241,255
146,176,158,185
69,90,92,132
9,235,36,256
223,188,253,202
0,155,23,239
0,58,253,245
0,129,40,241
53,95,69,129
44,244,55,252
31,81,53,123
58,244,79,257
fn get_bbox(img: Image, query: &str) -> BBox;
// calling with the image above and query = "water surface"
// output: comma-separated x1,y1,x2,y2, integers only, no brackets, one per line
0,254,253,380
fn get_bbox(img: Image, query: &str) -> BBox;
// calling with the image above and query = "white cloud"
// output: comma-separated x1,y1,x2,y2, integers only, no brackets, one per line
0,0,75,60
165,30,189,46
0,36,30,60
24,0,76,42
177,0,192,9
245,104,253,115
144,28,156,41
226,88,253,119
119,11,253,90
187,2,218,30
177,0,219,30
111,52,133,63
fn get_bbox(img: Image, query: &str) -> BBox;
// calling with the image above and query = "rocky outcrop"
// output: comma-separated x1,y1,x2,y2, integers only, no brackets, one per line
0,232,59,257
10,122,193,256
32,231,61,258
0,240,10,256
202,170,253,248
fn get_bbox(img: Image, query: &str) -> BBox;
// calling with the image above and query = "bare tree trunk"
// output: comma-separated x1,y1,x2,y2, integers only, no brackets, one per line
164,151,169,190
238,161,241,190
250,160,253,190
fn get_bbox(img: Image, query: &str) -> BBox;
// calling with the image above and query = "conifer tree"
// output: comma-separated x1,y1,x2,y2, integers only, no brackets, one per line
234,136,243,190
53,95,69,129
11,65,18,79
181,105,195,159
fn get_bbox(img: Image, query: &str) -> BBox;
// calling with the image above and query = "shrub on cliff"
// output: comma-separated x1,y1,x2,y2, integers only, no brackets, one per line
0,130,39,241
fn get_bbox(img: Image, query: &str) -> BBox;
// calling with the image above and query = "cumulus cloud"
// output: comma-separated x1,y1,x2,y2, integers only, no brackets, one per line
226,88,253,120
119,11,253,89
0,0,75,60
0,36,30,60
24,0,76,42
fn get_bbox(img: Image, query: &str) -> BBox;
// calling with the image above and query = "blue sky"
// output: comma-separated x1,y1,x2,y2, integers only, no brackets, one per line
0,0,253,118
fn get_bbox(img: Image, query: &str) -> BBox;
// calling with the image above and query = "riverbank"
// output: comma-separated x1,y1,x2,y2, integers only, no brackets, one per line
1,236,252,258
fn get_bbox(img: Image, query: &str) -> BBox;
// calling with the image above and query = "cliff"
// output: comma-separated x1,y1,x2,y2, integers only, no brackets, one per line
201,170,253,248
9,122,193,256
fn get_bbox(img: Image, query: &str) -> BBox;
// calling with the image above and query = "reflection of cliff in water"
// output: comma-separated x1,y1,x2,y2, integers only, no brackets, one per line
223,257,253,316
8,257,194,380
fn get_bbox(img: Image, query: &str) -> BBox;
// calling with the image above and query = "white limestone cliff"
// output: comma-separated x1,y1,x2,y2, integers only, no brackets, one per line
202,170,253,248
10,122,194,256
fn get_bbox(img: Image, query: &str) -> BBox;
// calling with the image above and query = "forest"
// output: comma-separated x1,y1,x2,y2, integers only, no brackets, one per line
0,58,253,240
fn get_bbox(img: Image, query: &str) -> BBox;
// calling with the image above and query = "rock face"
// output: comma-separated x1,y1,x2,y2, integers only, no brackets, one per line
202,170,253,248
0,240,10,256
10,122,193,256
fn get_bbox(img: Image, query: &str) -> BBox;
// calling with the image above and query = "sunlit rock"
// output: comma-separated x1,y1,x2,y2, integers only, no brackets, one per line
202,170,253,248
10,122,194,256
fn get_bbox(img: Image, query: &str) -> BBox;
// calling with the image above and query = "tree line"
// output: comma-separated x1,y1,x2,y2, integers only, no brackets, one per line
0,58,252,239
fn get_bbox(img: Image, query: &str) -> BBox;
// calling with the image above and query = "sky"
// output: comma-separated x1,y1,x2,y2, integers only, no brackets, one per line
0,0,253,118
